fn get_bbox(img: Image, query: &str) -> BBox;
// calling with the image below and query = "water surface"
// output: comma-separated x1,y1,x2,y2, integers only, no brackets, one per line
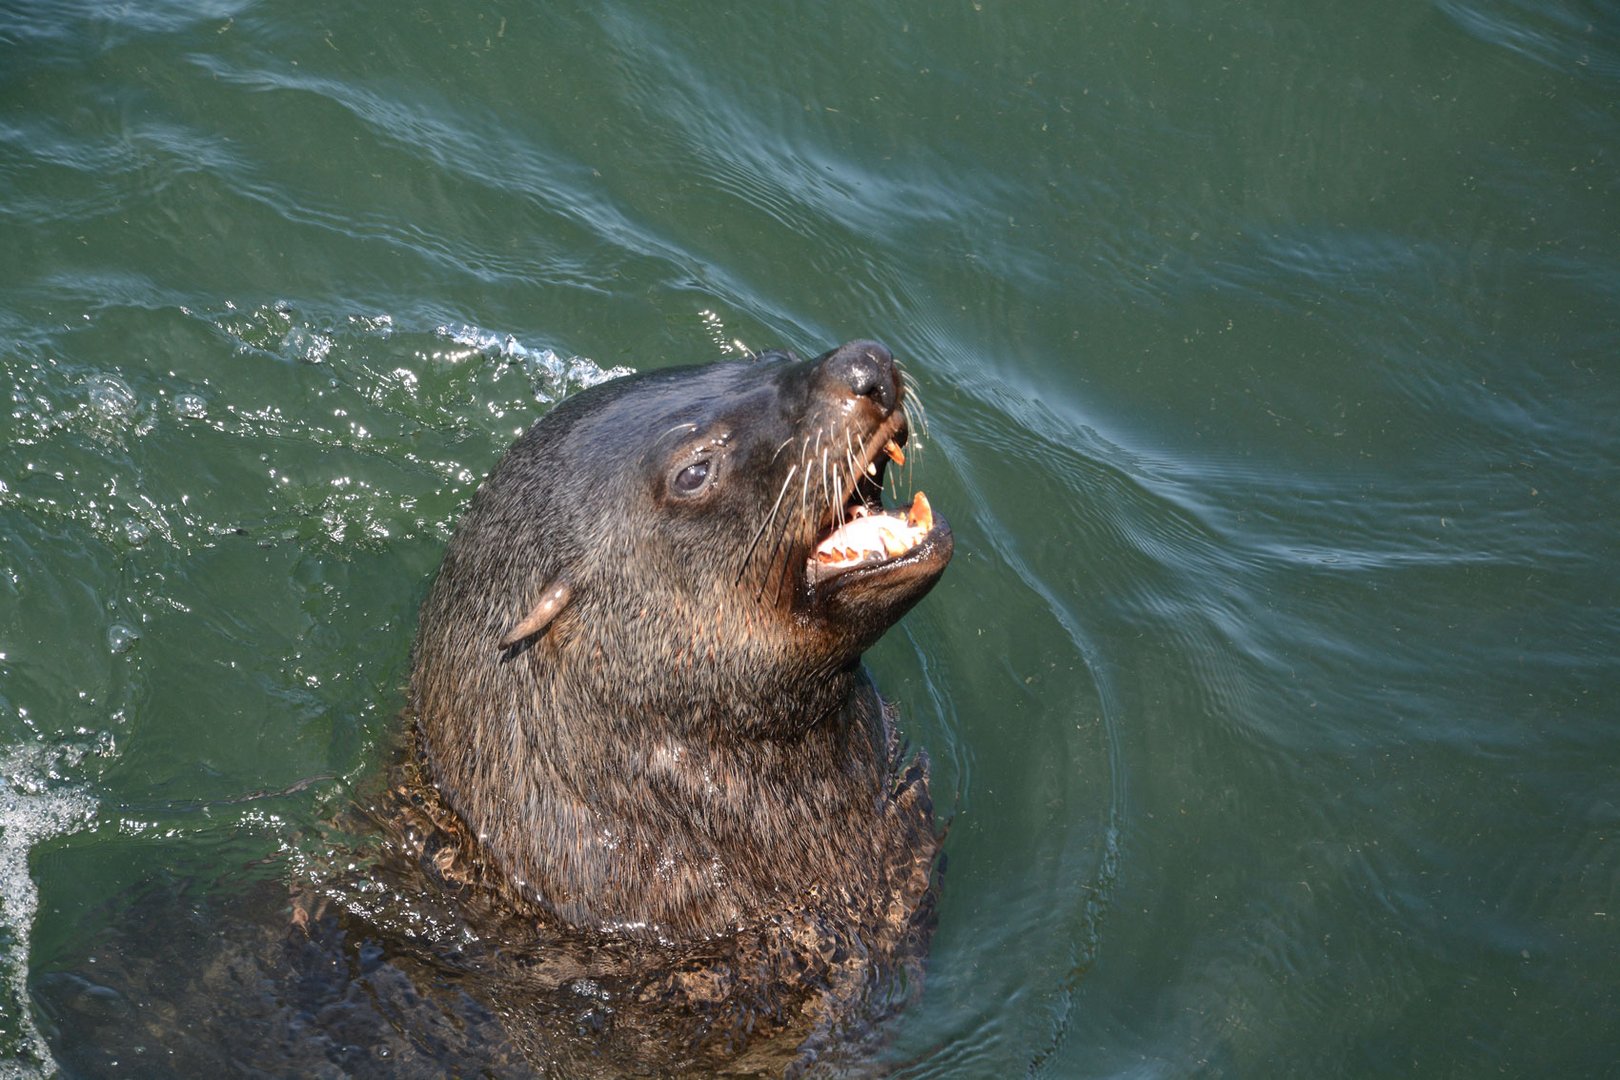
3,1,1618,1075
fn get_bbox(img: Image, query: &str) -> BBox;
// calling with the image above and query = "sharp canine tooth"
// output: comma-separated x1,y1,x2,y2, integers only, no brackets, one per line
907,491,933,531
884,439,906,466
865,461,877,476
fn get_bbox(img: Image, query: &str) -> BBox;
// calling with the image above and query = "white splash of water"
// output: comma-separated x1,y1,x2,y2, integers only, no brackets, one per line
0,749,96,1078
433,324,633,396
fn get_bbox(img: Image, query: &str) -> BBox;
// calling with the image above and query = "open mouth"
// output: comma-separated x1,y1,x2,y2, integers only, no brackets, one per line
808,413,939,581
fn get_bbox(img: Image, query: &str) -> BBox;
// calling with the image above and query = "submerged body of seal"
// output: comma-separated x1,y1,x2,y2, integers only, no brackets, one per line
34,340,951,1078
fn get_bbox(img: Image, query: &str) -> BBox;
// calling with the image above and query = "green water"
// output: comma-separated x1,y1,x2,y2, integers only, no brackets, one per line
3,1,1618,1075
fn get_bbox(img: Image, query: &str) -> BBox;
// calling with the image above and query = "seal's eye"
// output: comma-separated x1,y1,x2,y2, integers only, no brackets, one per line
672,460,712,496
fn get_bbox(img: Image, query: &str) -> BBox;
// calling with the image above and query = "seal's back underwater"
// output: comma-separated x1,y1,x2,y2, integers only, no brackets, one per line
409,339,952,1065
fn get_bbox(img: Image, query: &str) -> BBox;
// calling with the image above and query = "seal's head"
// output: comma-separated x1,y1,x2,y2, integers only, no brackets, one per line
422,339,950,733
411,340,949,934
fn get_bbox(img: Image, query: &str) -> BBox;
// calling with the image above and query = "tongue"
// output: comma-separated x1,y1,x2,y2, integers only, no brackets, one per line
813,492,933,567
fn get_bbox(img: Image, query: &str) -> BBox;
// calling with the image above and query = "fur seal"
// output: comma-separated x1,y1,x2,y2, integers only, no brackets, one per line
406,338,953,1066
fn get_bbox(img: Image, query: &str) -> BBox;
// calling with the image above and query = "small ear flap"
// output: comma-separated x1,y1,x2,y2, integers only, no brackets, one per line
499,579,573,650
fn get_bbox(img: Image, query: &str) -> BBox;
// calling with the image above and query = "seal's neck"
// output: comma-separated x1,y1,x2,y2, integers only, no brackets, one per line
418,669,920,940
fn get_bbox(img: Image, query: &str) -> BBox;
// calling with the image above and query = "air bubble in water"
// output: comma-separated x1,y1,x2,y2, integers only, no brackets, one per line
121,520,150,547
107,623,139,654
86,374,137,418
282,326,333,364
174,392,208,419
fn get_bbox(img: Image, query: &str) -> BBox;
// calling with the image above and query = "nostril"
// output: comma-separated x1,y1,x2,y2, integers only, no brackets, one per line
825,340,898,412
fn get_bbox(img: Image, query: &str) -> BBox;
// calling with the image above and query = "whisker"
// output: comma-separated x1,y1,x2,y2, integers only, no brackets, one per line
847,430,863,515
797,434,815,525
906,389,931,442
762,486,803,605
650,420,700,452
824,444,840,529
753,437,817,603
818,438,832,525
771,555,791,606
737,464,797,587
756,530,784,602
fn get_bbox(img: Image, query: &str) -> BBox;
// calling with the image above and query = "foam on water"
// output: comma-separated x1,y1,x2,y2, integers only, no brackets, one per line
434,323,633,398
0,749,96,1078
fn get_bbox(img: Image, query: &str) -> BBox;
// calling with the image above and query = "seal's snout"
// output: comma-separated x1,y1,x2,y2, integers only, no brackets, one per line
824,340,898,413
797,337,950,616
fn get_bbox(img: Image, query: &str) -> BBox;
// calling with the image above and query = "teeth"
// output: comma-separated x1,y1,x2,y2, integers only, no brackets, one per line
906,491,933,531
812,489,936,571
883,439,906,466
865,461,878,477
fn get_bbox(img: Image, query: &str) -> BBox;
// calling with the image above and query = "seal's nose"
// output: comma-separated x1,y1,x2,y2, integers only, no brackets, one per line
823,340,898,413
